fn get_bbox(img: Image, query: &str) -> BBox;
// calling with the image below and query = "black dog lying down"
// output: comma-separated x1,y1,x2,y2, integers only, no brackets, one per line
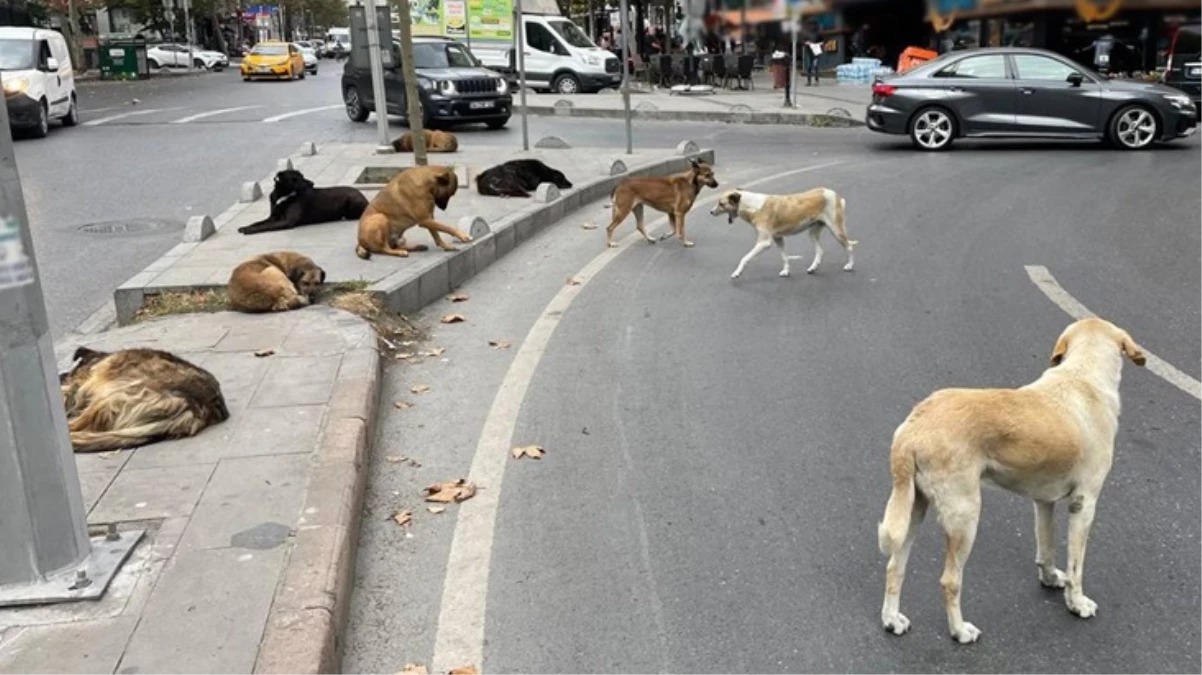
239,169,369,235
476,159,572,198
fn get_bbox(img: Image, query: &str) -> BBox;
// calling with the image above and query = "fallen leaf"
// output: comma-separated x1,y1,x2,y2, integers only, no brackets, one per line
448,292,470,302
254,349,276,358
410,384,431,395
395,352,416,360
581,221,598,230
391,509,413,527
421,347,447,357
97,450,120,460
427,506,446,514
448,666,478,675
440,313,466,324
424,479,477,503
394,401,415,409
398,664,429,675
511,445,546,460
566,276,582,286
489,340,512,350
385,455,407,463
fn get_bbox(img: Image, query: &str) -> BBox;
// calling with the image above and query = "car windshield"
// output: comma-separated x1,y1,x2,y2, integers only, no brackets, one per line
251,44,287,56
0,39,33,70
411,42,478,68
547,20,595,49
1174,26,1201,55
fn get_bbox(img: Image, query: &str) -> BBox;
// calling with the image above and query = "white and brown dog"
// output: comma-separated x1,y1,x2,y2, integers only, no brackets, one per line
878,318,1146,644
709,187,856,279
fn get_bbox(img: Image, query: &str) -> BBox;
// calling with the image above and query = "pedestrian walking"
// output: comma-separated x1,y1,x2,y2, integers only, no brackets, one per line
804,24,822,85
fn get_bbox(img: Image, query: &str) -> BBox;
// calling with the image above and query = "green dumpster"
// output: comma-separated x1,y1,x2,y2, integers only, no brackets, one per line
98,36,149,80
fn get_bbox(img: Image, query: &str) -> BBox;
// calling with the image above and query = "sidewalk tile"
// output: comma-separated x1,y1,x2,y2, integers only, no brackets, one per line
0,616,138,673
178,454,309,550
250,355,341,408
89,464,215,523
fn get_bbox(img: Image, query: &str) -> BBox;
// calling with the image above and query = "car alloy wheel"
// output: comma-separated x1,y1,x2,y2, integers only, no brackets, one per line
553,73,580,94
345,86,369,122
62,94,79,127
1112,106,1157,150
911,108,954,151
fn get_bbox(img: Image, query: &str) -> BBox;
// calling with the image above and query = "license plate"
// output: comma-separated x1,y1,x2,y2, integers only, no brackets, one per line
1188,65,1201,77
256,66,270,73
469,101,494,109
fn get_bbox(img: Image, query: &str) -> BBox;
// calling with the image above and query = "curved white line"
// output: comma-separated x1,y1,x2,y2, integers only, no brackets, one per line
1025,265,1201,400
82,108,165,126
170,105,263,124
431,159,850,672
261,104,342,123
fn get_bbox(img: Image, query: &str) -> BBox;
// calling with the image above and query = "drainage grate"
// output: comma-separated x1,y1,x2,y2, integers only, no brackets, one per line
78,218,181,235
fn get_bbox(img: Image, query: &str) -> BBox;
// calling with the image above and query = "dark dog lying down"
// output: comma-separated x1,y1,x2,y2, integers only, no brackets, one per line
60,347,230,452
476,159,572,198
239,169,369,235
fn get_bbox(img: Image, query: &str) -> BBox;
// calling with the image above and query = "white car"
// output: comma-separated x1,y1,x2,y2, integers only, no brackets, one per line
0,26,77,138
146,43,227,71
293,42,318,74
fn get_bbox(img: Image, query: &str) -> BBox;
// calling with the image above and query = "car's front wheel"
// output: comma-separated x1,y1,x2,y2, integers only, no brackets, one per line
344,85,369,122
909,107,956,151
552,72,581,94
61,93,79,127
29,100,49,138
486,117,509,130
1108,104,1158,150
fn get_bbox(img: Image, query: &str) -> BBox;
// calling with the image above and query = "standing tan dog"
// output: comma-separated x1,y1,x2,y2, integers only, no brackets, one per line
60,347,230,452
605,159,718,248
227,251,325,313
392,129,459,153
356,165,470,259
709,187,856,279
878,318,1146,644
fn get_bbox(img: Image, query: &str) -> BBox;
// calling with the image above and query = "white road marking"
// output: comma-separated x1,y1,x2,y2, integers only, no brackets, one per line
170,105,263,124
82,108,171,126
430,159,849,672
1025,265,1201,400
261,104,342,123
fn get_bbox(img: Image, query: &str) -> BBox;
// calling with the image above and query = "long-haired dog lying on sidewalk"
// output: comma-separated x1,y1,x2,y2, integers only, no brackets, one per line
60,347,230,452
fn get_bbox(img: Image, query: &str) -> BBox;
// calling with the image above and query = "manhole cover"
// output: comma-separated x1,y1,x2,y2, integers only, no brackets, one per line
78,218,180,235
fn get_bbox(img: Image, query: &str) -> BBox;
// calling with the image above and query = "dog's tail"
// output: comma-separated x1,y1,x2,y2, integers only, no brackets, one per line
877,440,917,556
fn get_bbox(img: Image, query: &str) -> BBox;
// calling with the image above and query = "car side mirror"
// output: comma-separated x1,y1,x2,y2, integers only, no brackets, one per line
45,57,58,71
1067,72,1083,87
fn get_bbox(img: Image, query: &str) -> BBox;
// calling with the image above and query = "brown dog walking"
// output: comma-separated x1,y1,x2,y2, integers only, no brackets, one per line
605,159,718,248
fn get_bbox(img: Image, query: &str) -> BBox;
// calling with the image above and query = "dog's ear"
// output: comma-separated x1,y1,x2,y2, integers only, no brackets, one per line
689,158,701,169
1050,335,1069,367
1120,332,1146,367
728,191,741,205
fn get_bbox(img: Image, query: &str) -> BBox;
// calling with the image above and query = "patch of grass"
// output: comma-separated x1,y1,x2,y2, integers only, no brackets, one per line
135,289,229,322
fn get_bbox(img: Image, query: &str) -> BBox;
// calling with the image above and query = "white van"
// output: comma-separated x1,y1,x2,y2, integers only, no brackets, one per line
324,27,350,58
0,27,77,138
474,14,619,94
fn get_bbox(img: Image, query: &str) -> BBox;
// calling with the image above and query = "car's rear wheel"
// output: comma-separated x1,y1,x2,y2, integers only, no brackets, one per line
1109,105,1158,150
909,107,955,151
344,85,369,122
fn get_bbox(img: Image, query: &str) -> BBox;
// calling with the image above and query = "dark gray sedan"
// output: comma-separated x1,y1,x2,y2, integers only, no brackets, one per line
866,47,1198,150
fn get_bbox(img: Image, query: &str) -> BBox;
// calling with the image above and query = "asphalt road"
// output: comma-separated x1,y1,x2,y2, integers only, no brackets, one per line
343,128,1201,672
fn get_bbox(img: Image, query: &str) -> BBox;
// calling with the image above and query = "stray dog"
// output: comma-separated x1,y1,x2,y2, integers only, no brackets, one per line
238,169,369,235
476,159,573,198
60,347,230,453
709,187,856,279
392,129,459,153
227,251,326,312
605,158,718,248
877,318,1146,644
356,165,469,259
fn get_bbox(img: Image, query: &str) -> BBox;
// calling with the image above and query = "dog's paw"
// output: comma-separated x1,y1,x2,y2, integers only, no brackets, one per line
730,271,742,279
1039,567,1068,589
440,245,460,252
683,241,695,248
951,622,981,644
843,263,854,272
459,234,474,243
644,236,657,244
779,269,791,278
882,612,911,636
237,226,252,234
607,242,619,249
806,267,818,275
1066,594,1097,619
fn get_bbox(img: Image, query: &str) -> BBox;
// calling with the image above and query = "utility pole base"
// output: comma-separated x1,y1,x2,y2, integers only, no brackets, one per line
0,528,144,608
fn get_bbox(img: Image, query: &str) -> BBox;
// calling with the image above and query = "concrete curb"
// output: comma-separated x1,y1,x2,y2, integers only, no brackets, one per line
516,103,863,127
254,324,381,674
76,68,216,82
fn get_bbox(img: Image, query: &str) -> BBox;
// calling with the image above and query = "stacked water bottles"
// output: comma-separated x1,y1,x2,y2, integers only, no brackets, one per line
835,57,895,85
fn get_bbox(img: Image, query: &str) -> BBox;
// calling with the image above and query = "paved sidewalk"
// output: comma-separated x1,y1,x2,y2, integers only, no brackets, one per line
0,306,379,674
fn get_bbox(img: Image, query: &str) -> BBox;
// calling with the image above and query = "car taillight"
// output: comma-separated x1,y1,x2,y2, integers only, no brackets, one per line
872,82,897,97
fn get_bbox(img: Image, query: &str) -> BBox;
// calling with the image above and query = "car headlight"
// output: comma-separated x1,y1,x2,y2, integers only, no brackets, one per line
495,77,508,93
437,80,456,95
418,78,433,90
582,53,601,66
1164,93,1194,110
3,77,28,96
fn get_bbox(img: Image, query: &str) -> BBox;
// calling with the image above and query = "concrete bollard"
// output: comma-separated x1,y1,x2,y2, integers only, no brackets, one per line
534,183,561,203
553,100,574,115
276,158,293,172
182,215,215,243
298,141,317,156
609,160,627,176
240,182,263,203
676,140,699,155
534,135,571,149
634,101,659,112
460,216,490,238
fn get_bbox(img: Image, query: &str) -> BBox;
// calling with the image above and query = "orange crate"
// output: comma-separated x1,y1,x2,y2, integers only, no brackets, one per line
897,46,938,73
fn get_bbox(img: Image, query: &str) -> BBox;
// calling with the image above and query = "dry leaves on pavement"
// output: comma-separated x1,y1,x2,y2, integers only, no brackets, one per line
448,292,470,302
448,666,478,675
426,506,446,514
421,347,447,357
398,664,428,675
488,340,512,350
394,401,415,409
440,313,466,324
581,222,598,230
511,445,546,460
395,352,415,360
391,509,413,527
410,384,431,395
254,349,276,358
566,276,582,286
424,479,477,503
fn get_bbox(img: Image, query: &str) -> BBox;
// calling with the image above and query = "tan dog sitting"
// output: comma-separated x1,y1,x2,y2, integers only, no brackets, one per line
356,165,470,259
605,159,719,248
392,129,458,153
227,251,325,312
878,318,1146,645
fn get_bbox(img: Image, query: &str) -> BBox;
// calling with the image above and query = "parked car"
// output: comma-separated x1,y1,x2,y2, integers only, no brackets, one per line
241,41,307,81
294,42,318,75
866,47,1198,151
342,36,511,129
146,43,227,70
0,26,77,138
1162,22,1200,115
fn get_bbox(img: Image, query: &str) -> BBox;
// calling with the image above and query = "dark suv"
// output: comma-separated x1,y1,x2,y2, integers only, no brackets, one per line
1163,22,1201,115
342,36,511,129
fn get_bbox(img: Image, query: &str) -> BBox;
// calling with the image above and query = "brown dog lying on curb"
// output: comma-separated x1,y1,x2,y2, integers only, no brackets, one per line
60,347,230,452
228,251,326,312
878,318,1146,645
392,130,458,153
605,158,718,248
356,165,470,259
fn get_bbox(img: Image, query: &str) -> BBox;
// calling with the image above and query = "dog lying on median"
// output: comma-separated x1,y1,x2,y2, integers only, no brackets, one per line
605,158,718,248
356,165,470,259
709,187,856,279
877,318,1146,644
228,251,325,312
392,129,459,153
60,347,230,453
238,169,369,235
476,159,573,198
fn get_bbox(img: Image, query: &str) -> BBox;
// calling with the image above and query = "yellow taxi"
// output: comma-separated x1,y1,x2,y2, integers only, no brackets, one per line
241,41,306,80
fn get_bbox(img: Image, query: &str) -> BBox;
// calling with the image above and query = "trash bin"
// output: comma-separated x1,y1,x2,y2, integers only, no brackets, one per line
771,51,788,89
98,36,149,81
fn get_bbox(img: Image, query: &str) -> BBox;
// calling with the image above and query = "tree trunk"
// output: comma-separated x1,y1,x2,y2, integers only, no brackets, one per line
62,4,85,74
212,4,226,53
395,0,427,165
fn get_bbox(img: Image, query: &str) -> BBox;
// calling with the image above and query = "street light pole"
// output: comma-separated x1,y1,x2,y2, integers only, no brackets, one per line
618,0,631,154
362,0,393,154
514,0,528,151
184,0,193,71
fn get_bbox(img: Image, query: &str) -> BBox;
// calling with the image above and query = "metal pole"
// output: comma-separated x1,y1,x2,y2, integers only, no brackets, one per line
185,0,193,71
514,0,529,151
788,14,797,107
395,0,428,163
619,0,631,154
362,0,392,152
